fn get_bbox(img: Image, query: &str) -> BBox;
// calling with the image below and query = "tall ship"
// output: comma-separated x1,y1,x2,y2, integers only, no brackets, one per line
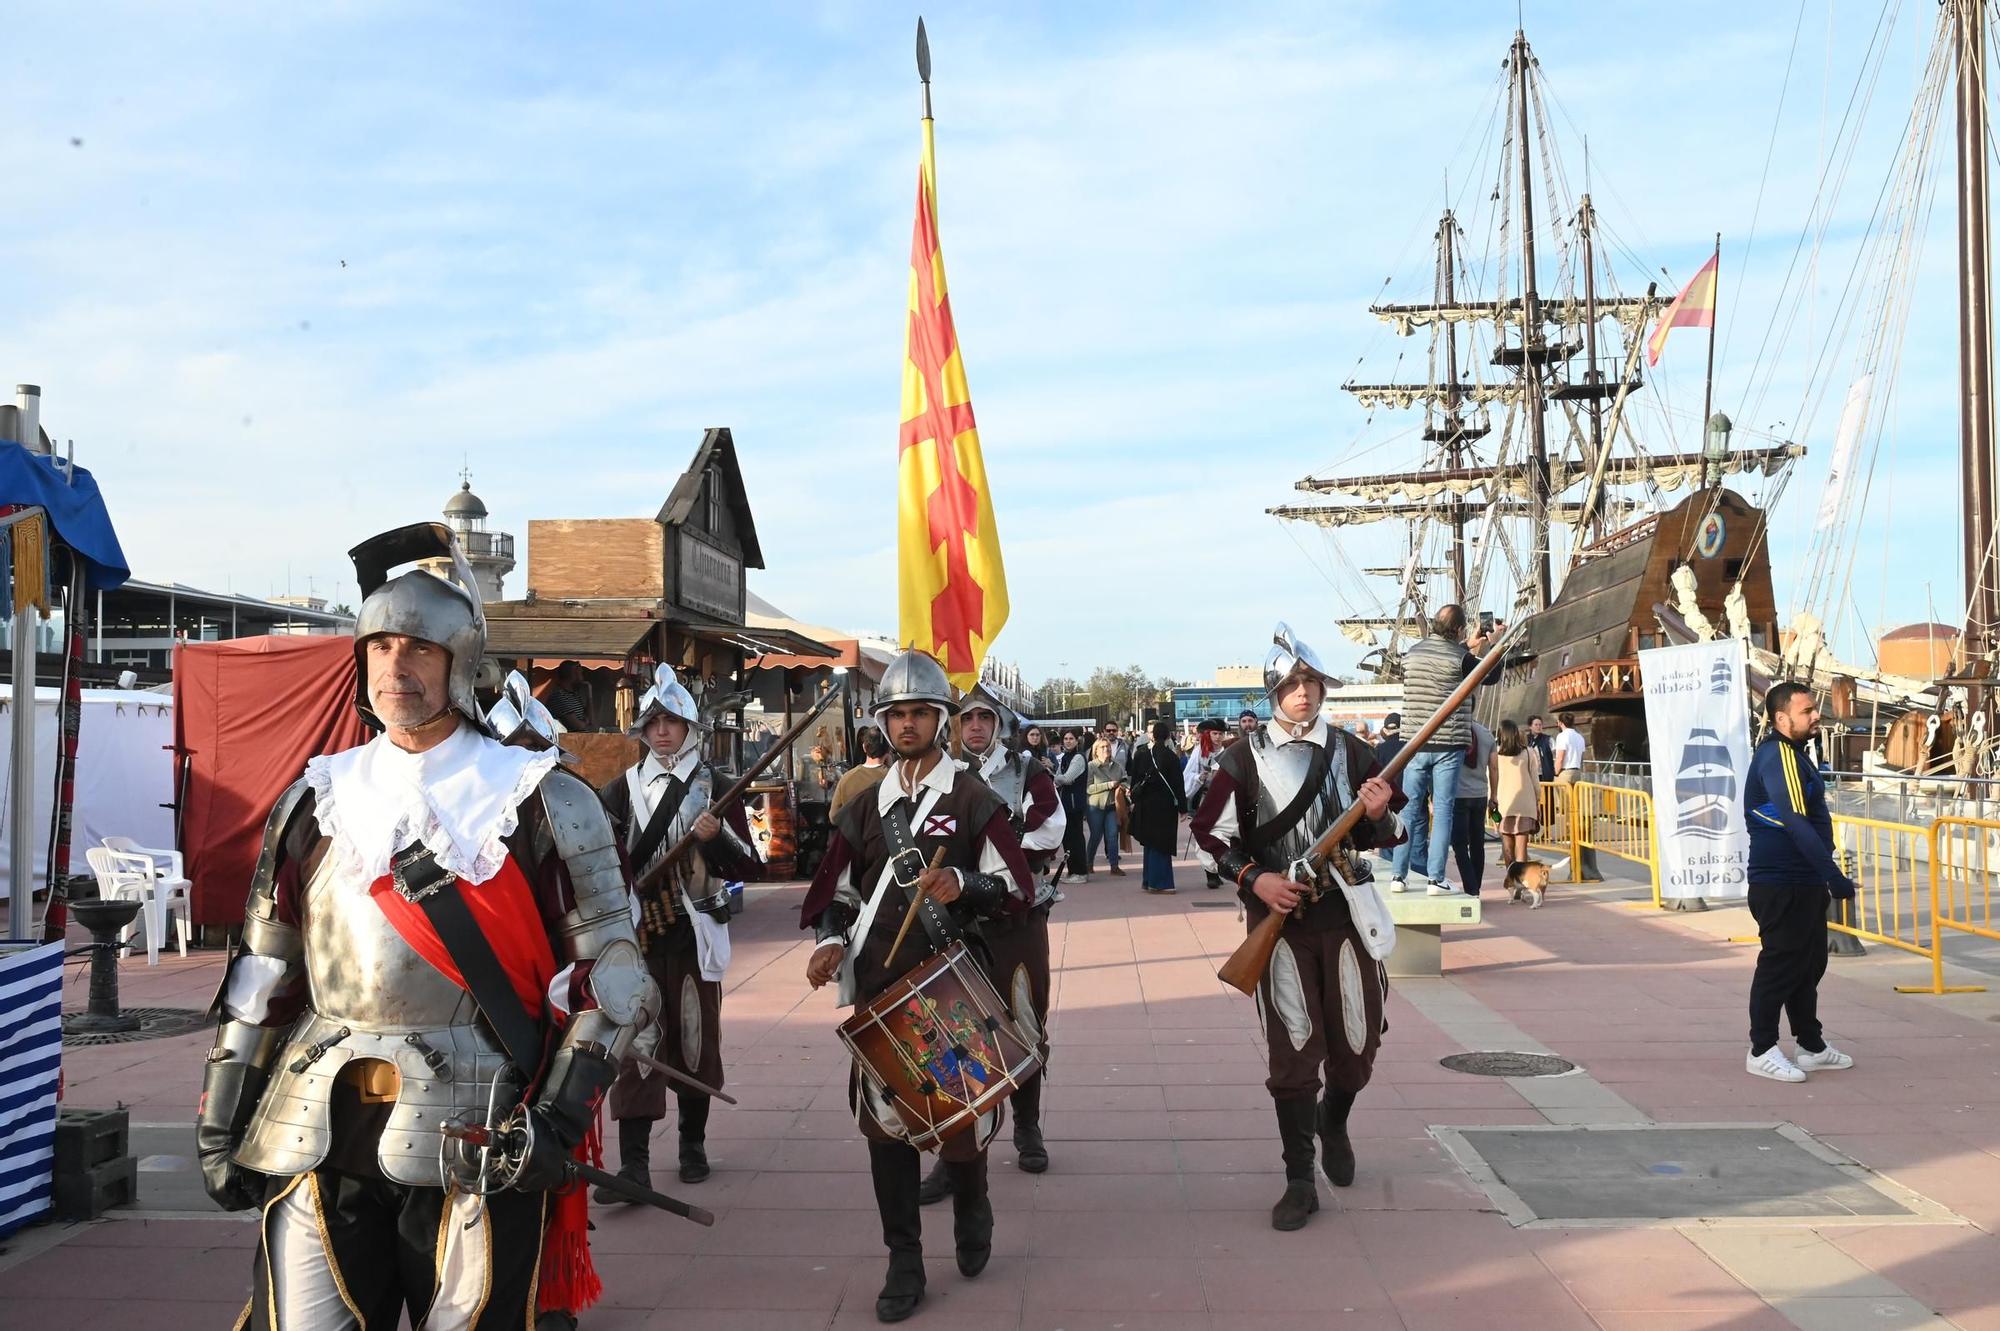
1270,29,1804,759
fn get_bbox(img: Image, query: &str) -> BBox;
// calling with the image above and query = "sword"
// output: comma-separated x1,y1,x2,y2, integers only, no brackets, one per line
624,1047,739,1106
439,1121,716,1227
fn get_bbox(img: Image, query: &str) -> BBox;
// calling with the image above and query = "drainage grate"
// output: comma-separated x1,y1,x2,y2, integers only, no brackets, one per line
1441,1051,1577,1078
62,1006,208,1047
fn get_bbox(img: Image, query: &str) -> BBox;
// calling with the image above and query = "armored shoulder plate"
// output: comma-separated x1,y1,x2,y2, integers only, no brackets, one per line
206,777,314,1018
538,767,637,957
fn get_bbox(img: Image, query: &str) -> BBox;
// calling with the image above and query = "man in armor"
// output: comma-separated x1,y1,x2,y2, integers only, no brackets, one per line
799,649,1034,1324
1190,623,1400,1233
596,666,758,1194
918,683,1063,1209
194,523,648,1329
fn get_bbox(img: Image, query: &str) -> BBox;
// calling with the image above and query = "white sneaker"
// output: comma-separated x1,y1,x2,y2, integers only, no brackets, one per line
1426,879,1457,896
1388,879,1409,894
1064,874,1087,884
1746,1047,1807,1083
1794,1044,1853,1072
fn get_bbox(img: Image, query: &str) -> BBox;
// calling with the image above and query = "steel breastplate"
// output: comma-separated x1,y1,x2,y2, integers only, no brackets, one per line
980,752,1029,823
236,851,519,1187
1247,730,1353,871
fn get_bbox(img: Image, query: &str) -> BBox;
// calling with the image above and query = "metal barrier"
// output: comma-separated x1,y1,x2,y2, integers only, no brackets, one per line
1574,781,1660,906
1930,817,2000,993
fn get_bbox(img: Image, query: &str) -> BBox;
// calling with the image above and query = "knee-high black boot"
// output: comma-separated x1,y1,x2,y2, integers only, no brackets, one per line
593,1117,653,1203
1318,1088,1357,1188
1011,1074,1048,1174
677,1092,712,1183
946,1153,993,1277
869,1140,926,1322
1270,1097,1320,1231
917,1151,954,1205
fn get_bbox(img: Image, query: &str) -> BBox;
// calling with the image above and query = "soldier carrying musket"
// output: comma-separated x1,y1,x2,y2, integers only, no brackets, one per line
1189,623,1401,1231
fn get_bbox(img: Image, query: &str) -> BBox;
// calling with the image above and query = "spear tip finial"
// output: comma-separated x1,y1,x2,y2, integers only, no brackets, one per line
916,17,931,84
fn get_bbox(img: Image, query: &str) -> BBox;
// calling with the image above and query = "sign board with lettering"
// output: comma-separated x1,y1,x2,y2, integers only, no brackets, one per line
1638,638,1750,900
677,530,742,622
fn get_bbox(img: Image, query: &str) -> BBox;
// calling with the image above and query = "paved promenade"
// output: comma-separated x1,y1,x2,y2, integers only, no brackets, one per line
7,852,2000,1331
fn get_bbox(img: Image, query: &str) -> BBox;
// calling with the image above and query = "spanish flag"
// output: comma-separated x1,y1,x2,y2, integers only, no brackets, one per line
897,114,1008,689
1646,252,1719,366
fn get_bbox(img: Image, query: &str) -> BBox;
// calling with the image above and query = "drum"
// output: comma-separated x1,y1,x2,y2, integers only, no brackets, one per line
745,782,797,879
839,941,1041,1151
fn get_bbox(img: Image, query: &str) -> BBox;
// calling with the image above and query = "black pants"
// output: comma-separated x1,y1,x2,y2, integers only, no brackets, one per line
1450,797,1488,895
1061,795,1088,875
1747,879,1831,1055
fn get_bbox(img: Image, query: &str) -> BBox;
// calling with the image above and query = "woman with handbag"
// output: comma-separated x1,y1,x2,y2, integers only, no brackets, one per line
1083,737,1128,877
1128,720,1189,892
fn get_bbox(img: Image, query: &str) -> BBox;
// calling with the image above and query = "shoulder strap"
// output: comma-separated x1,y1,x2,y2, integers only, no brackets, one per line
393,843,547,1080
627,765,692,873
880,791,959,955
1244,738,1331,854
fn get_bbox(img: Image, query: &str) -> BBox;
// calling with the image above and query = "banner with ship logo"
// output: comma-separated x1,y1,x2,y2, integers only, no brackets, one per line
1638,638,1751,901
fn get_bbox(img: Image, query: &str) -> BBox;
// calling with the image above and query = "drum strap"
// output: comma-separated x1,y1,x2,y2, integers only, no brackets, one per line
881,798,961,956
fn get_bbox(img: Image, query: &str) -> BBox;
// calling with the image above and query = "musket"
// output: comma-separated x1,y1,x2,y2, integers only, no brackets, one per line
632,672,848,909
439,1120,716,1226
1216,625,1521,996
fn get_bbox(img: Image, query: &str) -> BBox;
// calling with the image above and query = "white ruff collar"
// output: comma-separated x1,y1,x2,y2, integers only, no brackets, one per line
305,725,559,886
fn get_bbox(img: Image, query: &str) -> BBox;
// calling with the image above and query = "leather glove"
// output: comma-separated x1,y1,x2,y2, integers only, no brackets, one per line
1829,876,1859,902
196,1054,271,1212
508,1041,616,1193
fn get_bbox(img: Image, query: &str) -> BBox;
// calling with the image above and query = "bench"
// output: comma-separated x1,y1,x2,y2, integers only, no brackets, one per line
1382,890,1482,978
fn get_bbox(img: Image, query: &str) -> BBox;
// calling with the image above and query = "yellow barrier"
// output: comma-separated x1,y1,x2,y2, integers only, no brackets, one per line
1529,781,1659,902
1930,817,2000,994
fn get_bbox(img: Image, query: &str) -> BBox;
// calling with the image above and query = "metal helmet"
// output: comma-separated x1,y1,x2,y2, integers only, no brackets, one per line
630,664,703,738
487,670,567,756
1263,621,1336,695
350,522,487,733
959,682,1017,740
873,648,958,716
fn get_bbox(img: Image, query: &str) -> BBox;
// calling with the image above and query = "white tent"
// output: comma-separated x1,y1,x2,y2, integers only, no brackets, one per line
0,686,176,905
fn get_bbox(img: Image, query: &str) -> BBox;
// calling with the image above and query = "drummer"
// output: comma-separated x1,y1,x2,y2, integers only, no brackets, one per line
800,648,1034,1325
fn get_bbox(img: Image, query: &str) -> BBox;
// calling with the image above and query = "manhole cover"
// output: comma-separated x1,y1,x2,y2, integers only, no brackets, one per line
62,1006,207,1046
1441,1051,1577,1078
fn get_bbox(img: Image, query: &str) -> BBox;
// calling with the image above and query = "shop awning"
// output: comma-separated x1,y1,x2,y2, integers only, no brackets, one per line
669,613,837,660
484,616,655,662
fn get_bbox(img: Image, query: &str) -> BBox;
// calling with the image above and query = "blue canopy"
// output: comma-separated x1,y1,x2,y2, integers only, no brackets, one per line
0,441,129,592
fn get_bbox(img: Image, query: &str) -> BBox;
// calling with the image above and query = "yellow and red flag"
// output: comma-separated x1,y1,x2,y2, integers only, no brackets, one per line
897,116,1008,688
1646,252,1719,366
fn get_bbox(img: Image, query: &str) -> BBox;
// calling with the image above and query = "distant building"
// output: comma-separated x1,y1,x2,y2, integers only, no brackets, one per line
1209,664,1262,688
1878,622,1959,679
419,472,516,602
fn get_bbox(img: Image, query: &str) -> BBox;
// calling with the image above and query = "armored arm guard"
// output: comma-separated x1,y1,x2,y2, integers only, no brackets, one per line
198,779,312,1211
538,770,648,1069
814,898,858,946
955,869,1015,918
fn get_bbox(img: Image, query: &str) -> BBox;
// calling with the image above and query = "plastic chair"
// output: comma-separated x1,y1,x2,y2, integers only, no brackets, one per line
100,836,192,963
83,843,188,965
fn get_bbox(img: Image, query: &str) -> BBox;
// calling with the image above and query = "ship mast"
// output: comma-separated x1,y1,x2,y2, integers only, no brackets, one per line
1437,209,1469,601
1513,30,1554,611
1579,193,1606,538
1957,0,1998,675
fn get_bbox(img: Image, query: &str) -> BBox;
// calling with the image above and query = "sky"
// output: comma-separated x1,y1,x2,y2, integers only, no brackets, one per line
0,1,1971,686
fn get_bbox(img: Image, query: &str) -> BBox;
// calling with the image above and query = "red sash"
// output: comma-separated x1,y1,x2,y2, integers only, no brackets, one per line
368,856,556,1021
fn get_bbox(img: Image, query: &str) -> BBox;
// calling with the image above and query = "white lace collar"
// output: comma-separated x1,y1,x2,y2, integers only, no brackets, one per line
305,725,559,886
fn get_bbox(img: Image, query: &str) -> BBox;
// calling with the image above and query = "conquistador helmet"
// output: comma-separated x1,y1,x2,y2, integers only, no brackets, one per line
348,522,488,733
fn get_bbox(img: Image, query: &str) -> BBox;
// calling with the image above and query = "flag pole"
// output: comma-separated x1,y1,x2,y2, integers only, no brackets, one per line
916,17,932,120
1701,231,1721,440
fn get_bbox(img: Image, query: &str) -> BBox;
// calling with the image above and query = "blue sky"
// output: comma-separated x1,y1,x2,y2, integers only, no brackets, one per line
0,1,1967,683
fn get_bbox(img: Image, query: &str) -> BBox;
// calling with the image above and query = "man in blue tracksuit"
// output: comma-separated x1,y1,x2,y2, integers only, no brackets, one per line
1742,682,1859,1083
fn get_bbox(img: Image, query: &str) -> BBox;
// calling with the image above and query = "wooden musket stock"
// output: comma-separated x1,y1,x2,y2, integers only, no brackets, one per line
1215,628,1520,996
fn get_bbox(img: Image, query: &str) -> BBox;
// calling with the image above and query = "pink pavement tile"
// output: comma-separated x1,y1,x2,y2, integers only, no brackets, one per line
1030,1172,1187,1212
1525,1228,1756,1310
1032,1138,1172,1174
1827,1221,2000,1325
1027,1207,1200,1259
838,1254,1027,1316
1020,1255,1210,1311
1197,1254,1395,1313
1043,1109,1175,1140
1582,1312,1798,1331
733,1170,880,1210
1018,1314,1214,1331
589,1254,695,1308
668,1254,859,1310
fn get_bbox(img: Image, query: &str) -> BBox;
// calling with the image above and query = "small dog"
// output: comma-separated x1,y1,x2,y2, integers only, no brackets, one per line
1505,860,1550,909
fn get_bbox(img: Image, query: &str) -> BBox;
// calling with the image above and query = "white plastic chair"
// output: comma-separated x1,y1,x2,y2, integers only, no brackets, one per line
83,843,189,965
101,837,192,963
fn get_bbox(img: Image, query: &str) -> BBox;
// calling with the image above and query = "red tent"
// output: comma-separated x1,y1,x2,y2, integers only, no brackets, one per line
174,636,369,926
